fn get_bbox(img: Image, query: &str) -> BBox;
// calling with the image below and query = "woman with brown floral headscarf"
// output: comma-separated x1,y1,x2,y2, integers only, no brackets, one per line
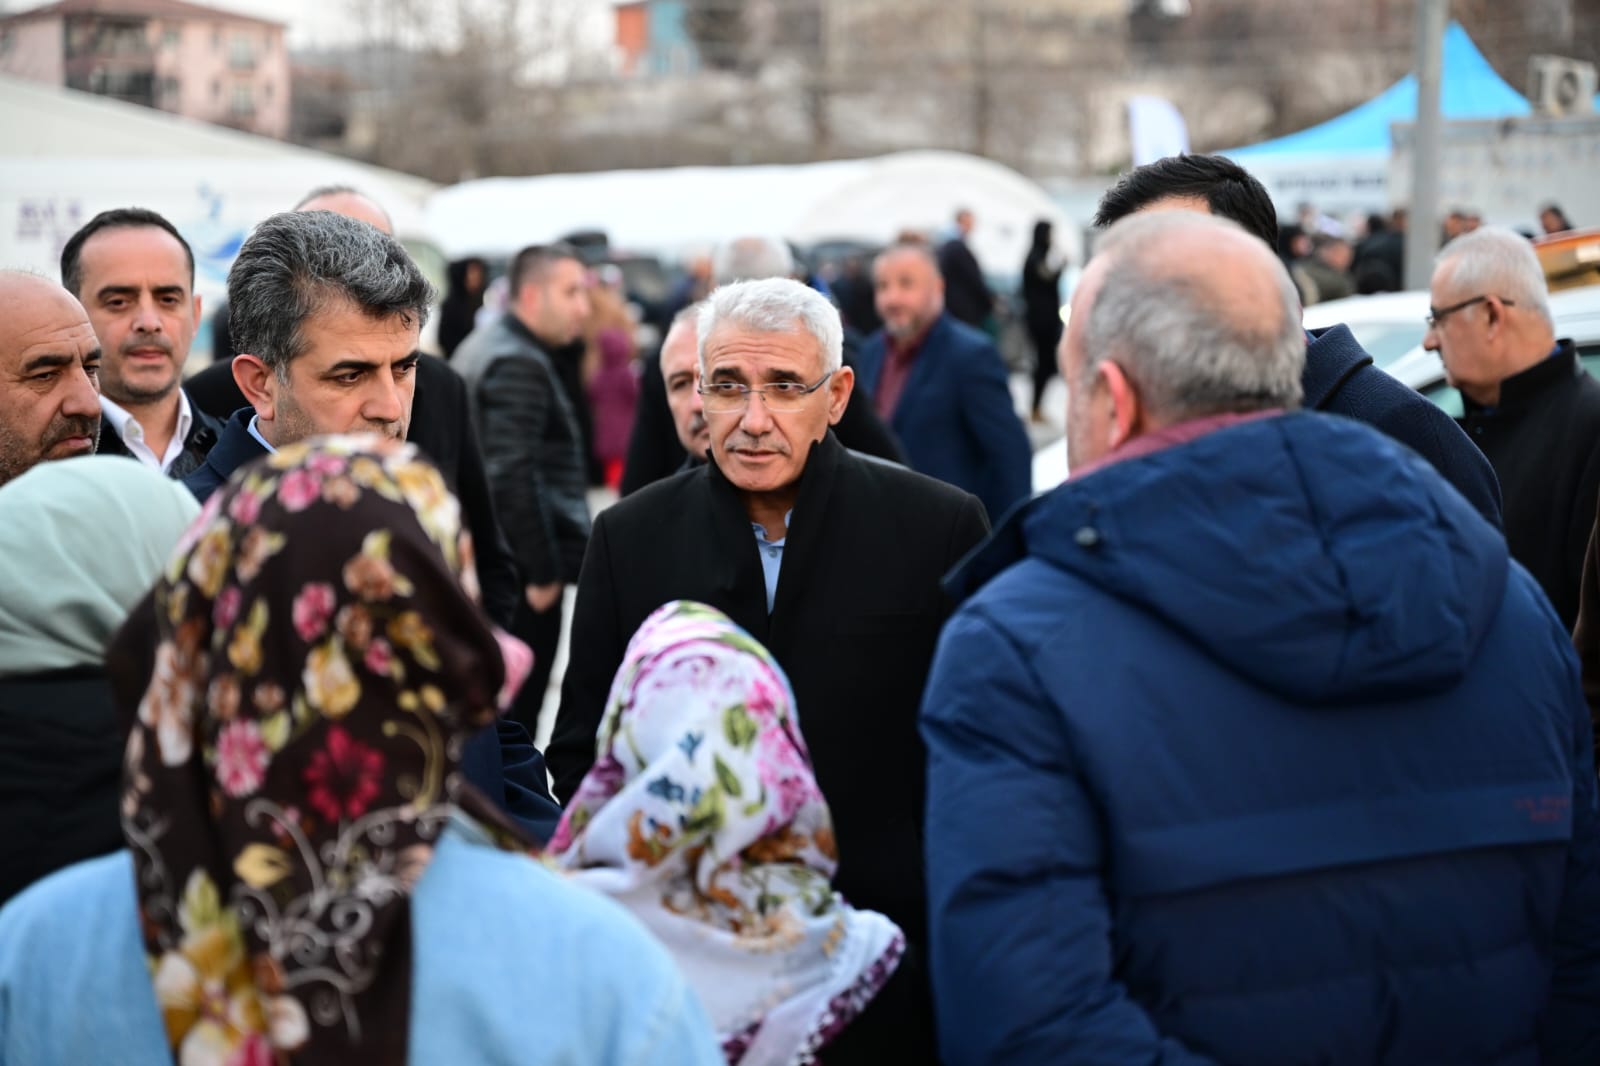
0,436,720,1066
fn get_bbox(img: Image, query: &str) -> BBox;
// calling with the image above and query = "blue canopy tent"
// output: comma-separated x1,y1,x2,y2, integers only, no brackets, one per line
1224,23,1531,214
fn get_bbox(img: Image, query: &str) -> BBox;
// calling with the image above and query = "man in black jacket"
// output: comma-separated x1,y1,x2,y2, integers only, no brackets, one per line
60,208,222,478
1428,226,1600,629
451,244,593,737
549,278,989,1064
1095,153,1503,528
937,208,994,329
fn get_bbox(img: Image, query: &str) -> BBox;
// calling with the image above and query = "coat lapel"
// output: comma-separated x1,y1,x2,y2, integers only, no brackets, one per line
703,460,775,641
767,433,843,649
890,313,950,436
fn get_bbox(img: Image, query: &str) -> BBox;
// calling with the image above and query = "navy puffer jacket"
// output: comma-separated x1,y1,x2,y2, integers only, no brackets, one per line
923,412,1600,1065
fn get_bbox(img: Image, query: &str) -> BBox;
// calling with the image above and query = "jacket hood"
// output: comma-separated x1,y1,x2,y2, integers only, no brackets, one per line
1304,324,1375,410
951,413,1509,704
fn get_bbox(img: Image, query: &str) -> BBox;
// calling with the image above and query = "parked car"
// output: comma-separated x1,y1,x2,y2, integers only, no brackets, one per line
1386,286,1600,416
1301,291,1431,372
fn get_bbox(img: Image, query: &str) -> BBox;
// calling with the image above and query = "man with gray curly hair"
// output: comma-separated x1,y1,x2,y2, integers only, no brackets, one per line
922,210,1600,1064
552,276,989,1064
182,210,432,502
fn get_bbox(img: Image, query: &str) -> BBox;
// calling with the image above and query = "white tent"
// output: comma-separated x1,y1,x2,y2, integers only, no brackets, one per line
0,75,440,305
425,150,1079,276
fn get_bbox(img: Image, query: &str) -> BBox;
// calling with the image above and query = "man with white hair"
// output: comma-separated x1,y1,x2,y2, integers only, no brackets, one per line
619,237,903,493
922,211,1600,1064
1426,226,1600,628
552,277,989,1064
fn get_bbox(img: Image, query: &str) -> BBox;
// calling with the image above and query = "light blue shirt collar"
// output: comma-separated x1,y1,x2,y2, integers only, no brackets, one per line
751,510,793,614
246,414,277,455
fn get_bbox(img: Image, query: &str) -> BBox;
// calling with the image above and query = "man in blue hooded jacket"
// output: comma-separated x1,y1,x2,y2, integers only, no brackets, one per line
1094,153,1502,527
922,210,1600,1065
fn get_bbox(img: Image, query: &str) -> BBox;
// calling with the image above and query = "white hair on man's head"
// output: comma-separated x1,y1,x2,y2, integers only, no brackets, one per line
1084,211,1305,421
698,278,843,375
1435,226,1552,326
711,237,795,285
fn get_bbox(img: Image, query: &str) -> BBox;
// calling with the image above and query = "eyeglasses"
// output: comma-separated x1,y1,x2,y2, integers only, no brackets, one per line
1426,294,1515,328
698,371,834,413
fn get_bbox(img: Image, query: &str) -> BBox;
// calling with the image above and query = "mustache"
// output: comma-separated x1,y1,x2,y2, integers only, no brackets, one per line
42,415,100,450
722,432,789,455
120,336,174,358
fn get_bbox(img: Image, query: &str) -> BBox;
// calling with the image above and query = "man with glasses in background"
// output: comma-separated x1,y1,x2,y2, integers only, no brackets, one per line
549,277,988,1066
1427,226,1600,629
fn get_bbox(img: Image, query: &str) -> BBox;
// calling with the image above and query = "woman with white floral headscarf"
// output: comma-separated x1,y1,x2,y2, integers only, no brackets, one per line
0,437,720,1066
548,600,904,1066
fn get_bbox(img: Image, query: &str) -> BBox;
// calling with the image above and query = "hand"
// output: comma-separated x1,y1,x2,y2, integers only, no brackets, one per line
525,582,564,613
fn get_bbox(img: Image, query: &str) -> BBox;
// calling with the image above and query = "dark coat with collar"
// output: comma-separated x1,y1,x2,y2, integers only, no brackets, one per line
858,312,1033,522
94,389,222,481
178,410,562,843
549,431,989,1063
1461,339,1600,630
1306,325,1502,527
183,356,520,629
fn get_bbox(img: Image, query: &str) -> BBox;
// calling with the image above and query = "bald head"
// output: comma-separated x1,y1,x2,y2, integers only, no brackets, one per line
0,272,103,486
1063,212,1303,467
294,188,393,236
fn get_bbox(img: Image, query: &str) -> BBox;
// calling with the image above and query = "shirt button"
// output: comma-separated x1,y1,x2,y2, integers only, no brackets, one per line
1075,526,1101,548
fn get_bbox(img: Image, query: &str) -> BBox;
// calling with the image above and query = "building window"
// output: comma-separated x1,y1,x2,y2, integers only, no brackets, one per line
231,83,253,116
162,76,179,100
229,35,255,69
163,27,180,49
212,78,221,100
263,81,273,101
213,26,222,50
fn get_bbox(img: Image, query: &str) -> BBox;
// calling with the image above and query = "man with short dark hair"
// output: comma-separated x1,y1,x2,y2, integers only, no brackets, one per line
451,243,593,735
0,272,101,486
923,210,1600,1064
59,208,222,478
1095,153,1502,526
182,210,430,501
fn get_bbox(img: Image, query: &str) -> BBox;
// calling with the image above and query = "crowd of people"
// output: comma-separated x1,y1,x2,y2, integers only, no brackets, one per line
2,152,1600,1064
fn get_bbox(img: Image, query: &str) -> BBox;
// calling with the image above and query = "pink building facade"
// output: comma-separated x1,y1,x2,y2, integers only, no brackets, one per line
0,0,289,140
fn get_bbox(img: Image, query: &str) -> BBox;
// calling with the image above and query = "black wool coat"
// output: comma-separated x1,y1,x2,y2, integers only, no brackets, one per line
550,431,988,936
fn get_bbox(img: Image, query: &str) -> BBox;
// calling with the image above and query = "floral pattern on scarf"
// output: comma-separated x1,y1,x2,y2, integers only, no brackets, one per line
548,601,903,1066
111,435,530,1066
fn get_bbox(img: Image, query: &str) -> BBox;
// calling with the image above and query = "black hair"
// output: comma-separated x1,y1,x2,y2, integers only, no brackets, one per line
60,207,195,297
507,243,583,297
1094,154,1279,248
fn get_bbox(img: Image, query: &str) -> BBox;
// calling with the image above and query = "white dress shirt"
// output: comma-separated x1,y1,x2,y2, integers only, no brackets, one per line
99,391,193,474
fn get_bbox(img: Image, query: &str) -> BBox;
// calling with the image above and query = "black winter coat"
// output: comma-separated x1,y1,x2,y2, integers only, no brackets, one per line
1462,340,1600,630
0,668,122,907
451,315,592,585
94,389,223,480
548,432,988,1063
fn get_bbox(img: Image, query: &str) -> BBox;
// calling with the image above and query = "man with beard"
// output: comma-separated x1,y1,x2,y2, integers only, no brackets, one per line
550,278,989,1064
0,272,102,486
857,241,1032,522
59,209,221,478
183,209,428,501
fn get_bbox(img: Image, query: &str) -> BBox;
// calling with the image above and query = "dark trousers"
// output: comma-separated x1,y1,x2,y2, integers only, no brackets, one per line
508,594,564,740
1030,320,1062,415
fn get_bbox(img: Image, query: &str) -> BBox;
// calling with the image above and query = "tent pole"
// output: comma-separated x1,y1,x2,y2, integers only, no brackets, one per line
1405,0,1448,290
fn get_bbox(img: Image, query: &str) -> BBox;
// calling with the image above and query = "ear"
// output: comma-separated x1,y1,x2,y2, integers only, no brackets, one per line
232,354,278,421
192,292,203,324
827,365,854,425
1099,360,1143,452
